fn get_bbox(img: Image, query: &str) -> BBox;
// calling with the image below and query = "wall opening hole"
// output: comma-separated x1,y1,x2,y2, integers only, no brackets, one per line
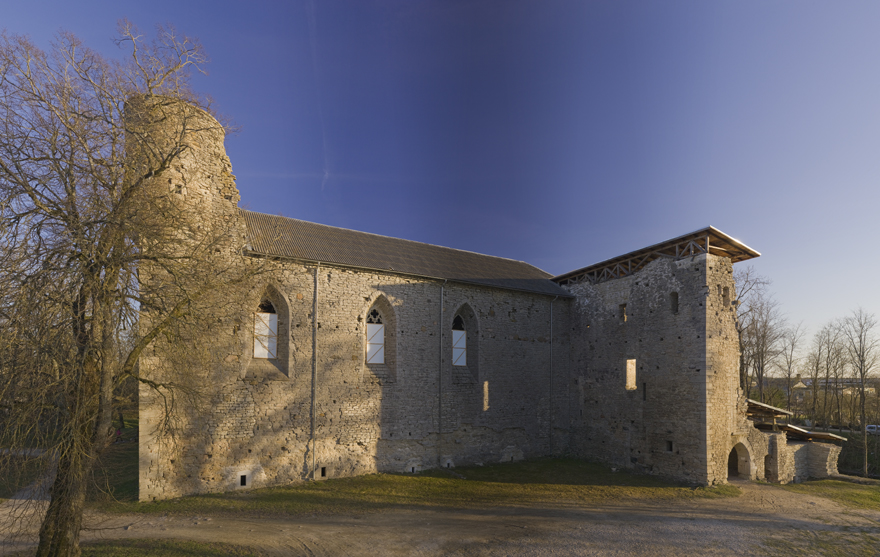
666,441,673,452
625,359,637,390
670,292,679,314
240,475,247,486
619,304,627,323
321,467,326,478
411,467,415,473
642,382,647,401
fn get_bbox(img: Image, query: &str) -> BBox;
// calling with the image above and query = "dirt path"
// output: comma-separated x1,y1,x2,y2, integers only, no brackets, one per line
3,480,880,555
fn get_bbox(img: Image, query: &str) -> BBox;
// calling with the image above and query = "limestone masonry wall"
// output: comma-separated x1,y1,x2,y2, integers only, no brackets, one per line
563,256,711,483
140,261,571,500
562,254,770,485
138,99,841,500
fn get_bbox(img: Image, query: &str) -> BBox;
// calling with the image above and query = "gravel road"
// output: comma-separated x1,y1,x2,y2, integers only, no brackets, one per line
3,478,879,556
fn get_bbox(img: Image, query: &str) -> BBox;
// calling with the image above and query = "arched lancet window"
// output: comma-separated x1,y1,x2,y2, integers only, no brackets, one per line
366,308,385,364
254,299,277,359
452,315,466,366
450,304,479,383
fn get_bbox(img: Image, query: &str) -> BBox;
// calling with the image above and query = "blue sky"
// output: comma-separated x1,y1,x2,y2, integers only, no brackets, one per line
7,1,880,340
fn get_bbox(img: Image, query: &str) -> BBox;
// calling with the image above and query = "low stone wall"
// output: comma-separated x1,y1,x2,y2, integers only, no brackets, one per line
763,432,842,484
807,442,841,478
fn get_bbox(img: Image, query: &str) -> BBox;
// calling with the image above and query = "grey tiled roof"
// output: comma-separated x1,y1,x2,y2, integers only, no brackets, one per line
241,210,570,297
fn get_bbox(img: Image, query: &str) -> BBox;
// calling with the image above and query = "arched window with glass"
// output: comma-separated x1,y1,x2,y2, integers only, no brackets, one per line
364,296,396,381
254,299,278,360
452,315,466,366
451,304,479,383
366,308,385,364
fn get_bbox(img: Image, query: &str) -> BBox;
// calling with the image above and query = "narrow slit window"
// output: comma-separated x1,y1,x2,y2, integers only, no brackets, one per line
452,315,466,366
619,304,627,323
670,292,679,314
625,359,637,391
254,300,277,359
483,381,490,411
722,286,730,307
366,309,385,364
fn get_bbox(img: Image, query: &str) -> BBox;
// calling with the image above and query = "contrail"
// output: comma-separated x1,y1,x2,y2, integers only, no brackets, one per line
306,0,330,190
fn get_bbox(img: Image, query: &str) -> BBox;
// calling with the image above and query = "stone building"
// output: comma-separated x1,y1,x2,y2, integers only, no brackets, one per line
138,105,841,501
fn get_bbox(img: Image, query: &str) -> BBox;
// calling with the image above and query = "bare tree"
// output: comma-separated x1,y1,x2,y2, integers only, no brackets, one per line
0,23,256,556
743,292,785,403
778,322,805,412
804,330,824,426
840,308,879,477
733,265,771,393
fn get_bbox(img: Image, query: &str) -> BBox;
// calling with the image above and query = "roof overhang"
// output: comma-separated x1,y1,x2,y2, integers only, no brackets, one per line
753,423,847,443
553,226,760,286
746,398,793,419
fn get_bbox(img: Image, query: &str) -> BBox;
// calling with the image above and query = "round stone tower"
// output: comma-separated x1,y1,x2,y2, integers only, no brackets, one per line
125,95,240,222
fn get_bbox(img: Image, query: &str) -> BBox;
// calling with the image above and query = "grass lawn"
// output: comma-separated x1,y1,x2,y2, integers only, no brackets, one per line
4,422,740,518
780,478,880,512
93,455,739,517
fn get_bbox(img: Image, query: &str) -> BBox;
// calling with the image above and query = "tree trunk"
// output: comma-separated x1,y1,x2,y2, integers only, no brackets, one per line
862,390,869,477
36,340,113,556
36,440,92,557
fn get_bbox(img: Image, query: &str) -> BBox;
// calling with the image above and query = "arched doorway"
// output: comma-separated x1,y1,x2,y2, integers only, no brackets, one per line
727,443,751,480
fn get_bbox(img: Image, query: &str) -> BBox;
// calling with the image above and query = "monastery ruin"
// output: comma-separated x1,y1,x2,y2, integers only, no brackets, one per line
138,103,842,501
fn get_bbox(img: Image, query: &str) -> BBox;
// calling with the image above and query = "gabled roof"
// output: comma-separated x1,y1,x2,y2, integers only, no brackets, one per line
553,226,760,285
241,210,571,298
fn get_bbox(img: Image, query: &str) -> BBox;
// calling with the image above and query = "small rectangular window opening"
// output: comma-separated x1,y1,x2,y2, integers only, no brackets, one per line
666,441,673,452
240,474,247,487
670,292,679,314
320,467,327,478
483,381,490,411
625,359,637,391
642,382,647,401
411,467,416,473
722,286,730,307
619,304,627,323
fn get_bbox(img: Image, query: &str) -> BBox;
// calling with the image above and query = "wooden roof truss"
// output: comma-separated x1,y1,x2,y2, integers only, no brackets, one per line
554,226,760,286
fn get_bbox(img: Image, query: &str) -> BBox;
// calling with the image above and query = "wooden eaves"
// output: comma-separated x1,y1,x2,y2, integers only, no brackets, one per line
753,423,847,443
746,399,793,420
553,226,760,286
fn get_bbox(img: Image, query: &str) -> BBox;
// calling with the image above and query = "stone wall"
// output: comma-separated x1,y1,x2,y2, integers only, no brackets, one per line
763,432,842,484
136,100,839,499
563,254,767,485
807,442,841,478
140,261,571,500
705,259,768,484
